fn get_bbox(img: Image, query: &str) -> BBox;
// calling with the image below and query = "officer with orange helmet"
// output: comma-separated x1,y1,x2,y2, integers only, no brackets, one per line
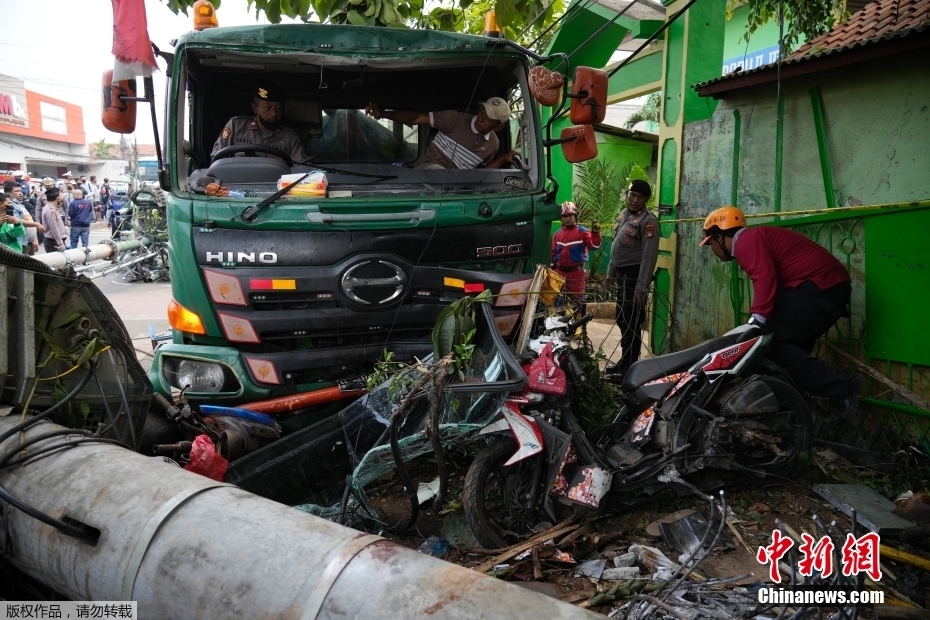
701,206,862,420
551,201,601,303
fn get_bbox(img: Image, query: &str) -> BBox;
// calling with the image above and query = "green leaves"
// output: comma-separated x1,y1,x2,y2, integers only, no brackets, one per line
431,289,490,371
573,157,626,226
76,338,107,367
739,0,847,53
155,0,562,36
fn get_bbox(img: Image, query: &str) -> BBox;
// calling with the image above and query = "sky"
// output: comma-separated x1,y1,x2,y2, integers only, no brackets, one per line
0,0,301,145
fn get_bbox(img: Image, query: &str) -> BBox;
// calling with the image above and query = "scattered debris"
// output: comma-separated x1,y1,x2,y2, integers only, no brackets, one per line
814,483,917,536
893,491,930,526
574,559,607,579
613,552,636,568
645,509,696,538
659,510,733,558
416,476,441,504
417,536,451,558
601,567,640,580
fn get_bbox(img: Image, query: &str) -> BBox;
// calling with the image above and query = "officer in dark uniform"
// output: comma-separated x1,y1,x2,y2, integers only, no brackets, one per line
211,83,307,163
606,180,660,377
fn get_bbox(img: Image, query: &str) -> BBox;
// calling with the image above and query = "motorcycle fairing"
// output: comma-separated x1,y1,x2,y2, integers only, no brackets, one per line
630,372,695,445
692,336,765,381
500,401,545,466
549,440,613,510
478,417,511,436
630,405,657,445
538,418,572,522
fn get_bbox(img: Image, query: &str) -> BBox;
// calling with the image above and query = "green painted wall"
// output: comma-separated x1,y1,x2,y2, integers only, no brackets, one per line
608,51,664,97
543,2,629,74
722,5,783,74
672,48,930,370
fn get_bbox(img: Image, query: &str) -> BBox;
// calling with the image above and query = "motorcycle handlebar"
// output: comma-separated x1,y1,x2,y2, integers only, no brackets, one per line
565,313,594,333
564,351,586,383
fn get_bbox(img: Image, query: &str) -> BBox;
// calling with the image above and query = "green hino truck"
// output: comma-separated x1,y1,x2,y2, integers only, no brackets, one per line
105,21,600,405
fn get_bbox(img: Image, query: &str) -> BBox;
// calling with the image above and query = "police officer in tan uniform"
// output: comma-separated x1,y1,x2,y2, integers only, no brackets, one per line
212,84,307,163
606,180,660,377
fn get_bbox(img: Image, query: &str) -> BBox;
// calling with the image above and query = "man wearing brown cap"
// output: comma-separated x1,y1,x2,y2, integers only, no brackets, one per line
211,84,307,163
364,98,518,170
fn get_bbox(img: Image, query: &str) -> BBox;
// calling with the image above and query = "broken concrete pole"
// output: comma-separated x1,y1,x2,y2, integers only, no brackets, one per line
0,418,603,620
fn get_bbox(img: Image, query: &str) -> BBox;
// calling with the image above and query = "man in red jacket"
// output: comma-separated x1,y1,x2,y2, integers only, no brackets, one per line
701,206,862,420
551,201,601,304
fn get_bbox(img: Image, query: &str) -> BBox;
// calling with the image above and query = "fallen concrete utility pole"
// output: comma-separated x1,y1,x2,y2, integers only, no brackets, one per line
32,237,151,270
0,417,601,620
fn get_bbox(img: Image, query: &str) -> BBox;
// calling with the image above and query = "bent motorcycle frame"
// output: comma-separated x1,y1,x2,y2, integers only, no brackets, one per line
629,334,770,443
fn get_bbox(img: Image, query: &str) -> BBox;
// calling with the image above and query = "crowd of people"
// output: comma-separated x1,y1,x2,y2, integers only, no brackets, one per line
0,171,117,255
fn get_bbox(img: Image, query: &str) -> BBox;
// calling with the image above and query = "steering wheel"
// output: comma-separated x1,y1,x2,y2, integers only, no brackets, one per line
210,144,293,168
510,153,531,171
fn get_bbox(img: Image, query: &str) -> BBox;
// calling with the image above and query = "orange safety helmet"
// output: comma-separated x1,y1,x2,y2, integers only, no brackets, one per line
699,206,746,246
561,201,578,216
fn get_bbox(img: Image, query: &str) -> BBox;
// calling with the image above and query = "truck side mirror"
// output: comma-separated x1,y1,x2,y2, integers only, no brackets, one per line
101,70,137,134
559,125,597,163
569,67,608,125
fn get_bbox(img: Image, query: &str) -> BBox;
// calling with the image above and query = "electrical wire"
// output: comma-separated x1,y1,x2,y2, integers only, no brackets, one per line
0,484,97,544
107,349,138,451
528,0,599,52
38,346,112,381
91,364,125,449
1,438,128,470
566,0,642,61
0,363,95,447
0,494,12,558
607,0,701,78
0,429,93,470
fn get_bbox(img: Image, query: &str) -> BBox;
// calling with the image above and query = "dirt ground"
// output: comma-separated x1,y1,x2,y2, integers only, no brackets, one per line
361,445,930,618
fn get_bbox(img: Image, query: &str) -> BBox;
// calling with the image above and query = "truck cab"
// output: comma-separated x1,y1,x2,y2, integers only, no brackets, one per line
137,24,565,405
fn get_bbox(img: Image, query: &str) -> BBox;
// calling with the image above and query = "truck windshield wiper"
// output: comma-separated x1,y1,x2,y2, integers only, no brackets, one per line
317,166,397,181
240,172,310,222
294,160,397,181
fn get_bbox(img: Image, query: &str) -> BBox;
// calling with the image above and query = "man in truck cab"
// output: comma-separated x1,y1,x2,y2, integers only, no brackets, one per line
364,98,518,169
212,84,308,164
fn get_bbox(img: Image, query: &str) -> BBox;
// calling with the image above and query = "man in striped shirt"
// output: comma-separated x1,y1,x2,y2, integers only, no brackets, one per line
364,98,518,170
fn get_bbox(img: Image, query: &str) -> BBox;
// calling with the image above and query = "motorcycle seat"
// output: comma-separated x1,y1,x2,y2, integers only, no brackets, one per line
621,332,744,391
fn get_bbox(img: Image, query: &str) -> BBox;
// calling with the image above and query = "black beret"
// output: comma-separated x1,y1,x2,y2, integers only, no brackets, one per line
255,83,285,103
628,179,652,198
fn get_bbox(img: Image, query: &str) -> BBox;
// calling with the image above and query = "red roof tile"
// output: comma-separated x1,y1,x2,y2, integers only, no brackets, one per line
788,0,930,60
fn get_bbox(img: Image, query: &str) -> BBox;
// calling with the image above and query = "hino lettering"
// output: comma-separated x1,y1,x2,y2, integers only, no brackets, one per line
477,244,523,257
206,252,278,264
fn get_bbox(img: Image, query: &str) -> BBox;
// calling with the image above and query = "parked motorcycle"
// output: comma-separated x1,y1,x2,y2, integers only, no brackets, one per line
463,321,813,549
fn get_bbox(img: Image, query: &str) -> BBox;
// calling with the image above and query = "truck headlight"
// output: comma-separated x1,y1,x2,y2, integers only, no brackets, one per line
162,358,239,393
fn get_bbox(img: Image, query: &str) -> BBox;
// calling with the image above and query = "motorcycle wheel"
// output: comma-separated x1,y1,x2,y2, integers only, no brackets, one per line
749,376,813,474
463,438,545,549
676,376,813,477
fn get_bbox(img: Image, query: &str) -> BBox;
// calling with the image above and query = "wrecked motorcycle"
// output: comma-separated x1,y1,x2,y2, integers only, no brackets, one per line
463,323,813,549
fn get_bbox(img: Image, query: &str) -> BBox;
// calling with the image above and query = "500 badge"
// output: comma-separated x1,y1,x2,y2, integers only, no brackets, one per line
476,244,523,258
